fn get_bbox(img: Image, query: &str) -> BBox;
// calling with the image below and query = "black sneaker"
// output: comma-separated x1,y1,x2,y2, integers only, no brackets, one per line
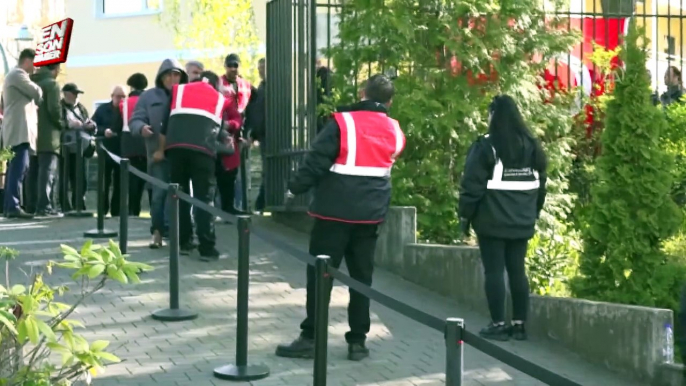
510,323,527,341
347,342,369,361
199,248,220,262
275,336,315,359
479,322,510,342
6,210,34,219
179,243,195,255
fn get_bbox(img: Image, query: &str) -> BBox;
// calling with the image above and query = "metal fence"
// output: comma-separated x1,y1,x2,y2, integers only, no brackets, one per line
264,0,686,211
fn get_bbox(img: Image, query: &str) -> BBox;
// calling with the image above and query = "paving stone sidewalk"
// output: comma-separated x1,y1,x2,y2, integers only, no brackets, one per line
0,215,641,386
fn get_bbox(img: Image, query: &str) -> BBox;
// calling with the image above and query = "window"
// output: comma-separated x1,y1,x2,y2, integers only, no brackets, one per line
665,35,676,56
93,100,110,111
98,0,162,18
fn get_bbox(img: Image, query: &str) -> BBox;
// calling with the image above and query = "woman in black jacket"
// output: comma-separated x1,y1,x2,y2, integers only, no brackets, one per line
458,95,547,341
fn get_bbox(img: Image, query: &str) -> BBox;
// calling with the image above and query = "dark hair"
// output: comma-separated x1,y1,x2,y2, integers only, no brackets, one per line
258,58,265,64
194,70,220,90
488,94,546,170
364,74,394,104
669,66,682,82
127,73,148,90
18,48,36,63
45,63,60,71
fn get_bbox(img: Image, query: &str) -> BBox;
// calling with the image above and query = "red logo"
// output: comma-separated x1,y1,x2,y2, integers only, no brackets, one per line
34,18,74,67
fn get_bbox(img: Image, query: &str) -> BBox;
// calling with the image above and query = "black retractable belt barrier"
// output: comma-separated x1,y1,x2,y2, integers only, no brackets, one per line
214,215,270,381
313,255,330,386
84,138,118,238
151,183,198,322
119,158,129,254
445,318,464,386
66,134,94,218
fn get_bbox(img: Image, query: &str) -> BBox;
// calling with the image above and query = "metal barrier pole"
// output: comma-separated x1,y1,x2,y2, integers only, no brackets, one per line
445,318,464,386
239,144,249,212
60,144,69,213
313,255,330,386
119,158,129,254
66,134,93,217
214,215,270,381
151,183,198,322
84,139,117,237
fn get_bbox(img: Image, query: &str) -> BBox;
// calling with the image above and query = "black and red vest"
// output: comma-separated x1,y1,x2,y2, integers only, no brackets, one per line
330,111,405,177
119,95,146,158
164,81,225,157
220,75,252,114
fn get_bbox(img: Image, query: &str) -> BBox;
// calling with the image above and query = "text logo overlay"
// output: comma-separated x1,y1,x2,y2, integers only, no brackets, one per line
34,18,74,67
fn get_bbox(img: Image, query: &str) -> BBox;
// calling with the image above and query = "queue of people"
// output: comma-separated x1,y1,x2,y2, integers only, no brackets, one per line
0,51,266,253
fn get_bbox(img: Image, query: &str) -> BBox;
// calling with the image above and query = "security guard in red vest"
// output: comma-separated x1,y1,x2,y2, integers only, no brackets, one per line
155,71,231,261
275,74,405,361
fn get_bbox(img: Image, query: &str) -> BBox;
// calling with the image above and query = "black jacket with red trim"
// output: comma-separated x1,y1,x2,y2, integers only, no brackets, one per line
288,100,398,223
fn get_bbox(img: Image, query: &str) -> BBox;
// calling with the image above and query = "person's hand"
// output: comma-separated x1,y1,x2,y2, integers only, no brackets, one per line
85,120,96,130
104,128,113,138
141,125,153,138
153,150,164,162
460,217,471,238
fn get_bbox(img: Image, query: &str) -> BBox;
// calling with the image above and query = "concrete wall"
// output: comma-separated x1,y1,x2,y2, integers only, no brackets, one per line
273,206,676,385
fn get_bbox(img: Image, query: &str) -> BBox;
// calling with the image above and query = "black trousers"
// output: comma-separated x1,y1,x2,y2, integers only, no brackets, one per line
300,218,379,344
476,235,530,323
168,149,216,253
103,156,120,216
64,152,87,212
128,156,148,216
216,166,239,214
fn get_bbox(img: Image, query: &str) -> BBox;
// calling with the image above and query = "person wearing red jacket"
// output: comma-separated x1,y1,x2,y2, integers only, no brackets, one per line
217,53,255,214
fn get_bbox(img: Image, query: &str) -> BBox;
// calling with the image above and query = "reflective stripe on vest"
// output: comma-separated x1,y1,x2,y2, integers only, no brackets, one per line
329,111,405,177
120,96,139,132
486,143,540,191
170,83,225,124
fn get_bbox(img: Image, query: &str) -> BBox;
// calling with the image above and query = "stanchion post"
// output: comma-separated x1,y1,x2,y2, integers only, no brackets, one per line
84,139,117,237
60,144,69,213
213,215,270,381
66,134,93,217
151,183,198,322
313,255,330,386
445,318,464,386
239,144,249,213
119,158,129,254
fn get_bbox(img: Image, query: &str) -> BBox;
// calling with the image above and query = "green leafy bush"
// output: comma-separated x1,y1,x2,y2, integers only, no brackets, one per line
571,21,683,307
0,240,153,385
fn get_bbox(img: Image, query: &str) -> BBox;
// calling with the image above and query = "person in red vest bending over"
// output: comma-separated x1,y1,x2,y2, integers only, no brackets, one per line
112,73,149,217
218,53,255,214
154,71,233,261
275,74,405,361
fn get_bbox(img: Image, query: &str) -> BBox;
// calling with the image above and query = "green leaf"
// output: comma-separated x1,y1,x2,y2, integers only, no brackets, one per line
106,266,128,284
80,239,93,256
61,352,74,366
23,316,40,344
60,244,79,257
90,340,109,352
71,266,91,280
47,342,71,354
10,285,26,295
35,318,56,342
0,310,18,335
96,351,121,363
17,318,27,343
87,264,106,279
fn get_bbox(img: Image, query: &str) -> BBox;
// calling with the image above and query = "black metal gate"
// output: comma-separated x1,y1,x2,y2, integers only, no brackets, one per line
265,0,341,211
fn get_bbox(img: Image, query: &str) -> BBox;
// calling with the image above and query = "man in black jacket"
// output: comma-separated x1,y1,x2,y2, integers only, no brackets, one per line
275,74,405,361
92,85,127,216
246,58,266,212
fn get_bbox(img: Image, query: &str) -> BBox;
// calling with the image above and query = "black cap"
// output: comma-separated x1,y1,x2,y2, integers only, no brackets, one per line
127,73,148,90
62,83,84,94
224,53,240,67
